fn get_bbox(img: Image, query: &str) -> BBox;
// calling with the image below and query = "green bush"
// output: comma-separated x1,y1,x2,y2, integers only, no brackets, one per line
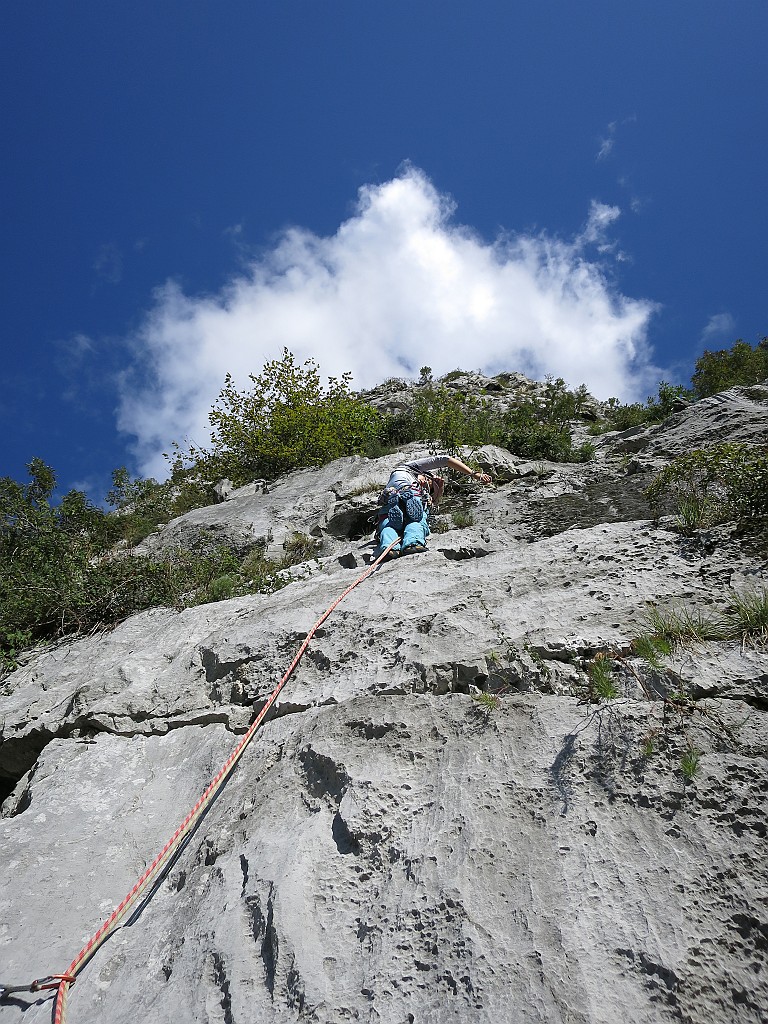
1,460,120,659
173,349,383,486
692,338,768,398
600,381,690,432
645,442,768,529
472,691,501,715
170,354,602,481
107,467,215,545
0,460,289,672
387,375,595,463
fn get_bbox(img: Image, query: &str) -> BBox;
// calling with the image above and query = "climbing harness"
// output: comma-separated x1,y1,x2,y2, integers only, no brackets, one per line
376,475,435,533
1,537,400,1024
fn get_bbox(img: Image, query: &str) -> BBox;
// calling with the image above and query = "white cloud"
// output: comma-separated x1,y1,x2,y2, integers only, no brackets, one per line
93,243,123,285
701,312,736,345
596,122,616,161
579,200,622,249
117,166,660,478
597,116,637,163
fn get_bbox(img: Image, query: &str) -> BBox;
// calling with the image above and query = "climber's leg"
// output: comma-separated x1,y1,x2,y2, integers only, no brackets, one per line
402,511,430,553
373,511,402,560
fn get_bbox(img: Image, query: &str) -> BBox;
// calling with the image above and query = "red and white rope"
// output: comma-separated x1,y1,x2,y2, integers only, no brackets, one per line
23,539,399,1024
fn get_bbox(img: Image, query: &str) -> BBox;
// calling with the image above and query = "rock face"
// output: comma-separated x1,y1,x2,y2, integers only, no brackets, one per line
1,384,767,1024
605,382,768,457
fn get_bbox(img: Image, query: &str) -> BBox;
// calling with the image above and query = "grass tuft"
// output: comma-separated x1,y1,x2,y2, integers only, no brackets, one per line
588,654,619,699
282,531,322,564
631,633,672,672
643,604,730,648
342,480,382,499
680,741,702,781
472,691,501,715
729,587,768,644
451,510,474,528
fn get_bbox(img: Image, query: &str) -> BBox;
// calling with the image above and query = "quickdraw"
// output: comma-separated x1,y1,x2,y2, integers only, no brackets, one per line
0,976,74,998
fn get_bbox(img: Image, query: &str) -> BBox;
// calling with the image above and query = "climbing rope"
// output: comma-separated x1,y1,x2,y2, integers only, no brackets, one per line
1,538,400,1024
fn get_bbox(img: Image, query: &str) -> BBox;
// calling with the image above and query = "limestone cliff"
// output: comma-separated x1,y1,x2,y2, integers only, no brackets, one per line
1,383,766,1024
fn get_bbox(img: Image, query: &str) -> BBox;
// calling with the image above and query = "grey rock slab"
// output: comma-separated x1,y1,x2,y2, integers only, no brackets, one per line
136,443,465,562
0,724,236,1011
471,445,520,482
136,454,387,560
1,695,765,1023
607,383,768,458
2,518,760,788
670,643,768,707
2,382,768,1024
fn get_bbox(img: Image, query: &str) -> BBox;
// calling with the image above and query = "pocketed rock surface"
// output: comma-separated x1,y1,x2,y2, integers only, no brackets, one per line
1,381,767,1024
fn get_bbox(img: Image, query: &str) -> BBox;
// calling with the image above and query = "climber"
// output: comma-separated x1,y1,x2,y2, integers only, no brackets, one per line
374,455,492,560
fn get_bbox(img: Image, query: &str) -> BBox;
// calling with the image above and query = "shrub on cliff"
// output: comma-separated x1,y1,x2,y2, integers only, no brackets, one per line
691,338,768,398
0,459,121,665
383,375,594,463
598,381,691,432
0,460,285,672
645,442,768,531
171,349,383,486
106,467,215,545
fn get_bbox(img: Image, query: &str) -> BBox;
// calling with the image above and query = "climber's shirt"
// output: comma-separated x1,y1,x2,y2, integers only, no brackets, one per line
386,455,451,490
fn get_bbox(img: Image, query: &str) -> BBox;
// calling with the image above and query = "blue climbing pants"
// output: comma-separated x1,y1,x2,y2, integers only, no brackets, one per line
374,487,430,558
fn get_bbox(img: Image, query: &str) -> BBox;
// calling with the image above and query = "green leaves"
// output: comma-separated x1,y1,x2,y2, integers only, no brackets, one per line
383,376,595,464
599,381,691,432
0,458,296,671
631,633,672,673
178,349,383,486
1,461,120,653
472,691,501,715
692,338,768,399
172,353,605,482
680,742,703,781
645,442,768,530
587,654,619,699
106,467,215,546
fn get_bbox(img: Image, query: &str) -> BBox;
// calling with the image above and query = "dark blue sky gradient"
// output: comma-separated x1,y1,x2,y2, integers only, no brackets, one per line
1,1,765,494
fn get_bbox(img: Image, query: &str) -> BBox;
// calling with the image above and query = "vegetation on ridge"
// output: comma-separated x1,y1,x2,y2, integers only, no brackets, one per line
692,337,768,398
0,460,314,674
167,349,599,487
645,442,768,533
2,335,766,670
168,350,382,487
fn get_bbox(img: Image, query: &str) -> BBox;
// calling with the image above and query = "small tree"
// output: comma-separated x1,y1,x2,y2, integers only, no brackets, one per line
0,460,120,661
692,338,768,399
175,349,383,485
645,442,768,529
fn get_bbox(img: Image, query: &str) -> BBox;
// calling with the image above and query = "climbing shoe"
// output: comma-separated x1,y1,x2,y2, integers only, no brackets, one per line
386,492,403,531
401,542,427,555
404,494,424,523
383,546,401,561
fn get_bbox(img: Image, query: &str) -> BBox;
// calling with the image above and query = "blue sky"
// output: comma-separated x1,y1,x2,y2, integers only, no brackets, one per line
1,1,766,495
